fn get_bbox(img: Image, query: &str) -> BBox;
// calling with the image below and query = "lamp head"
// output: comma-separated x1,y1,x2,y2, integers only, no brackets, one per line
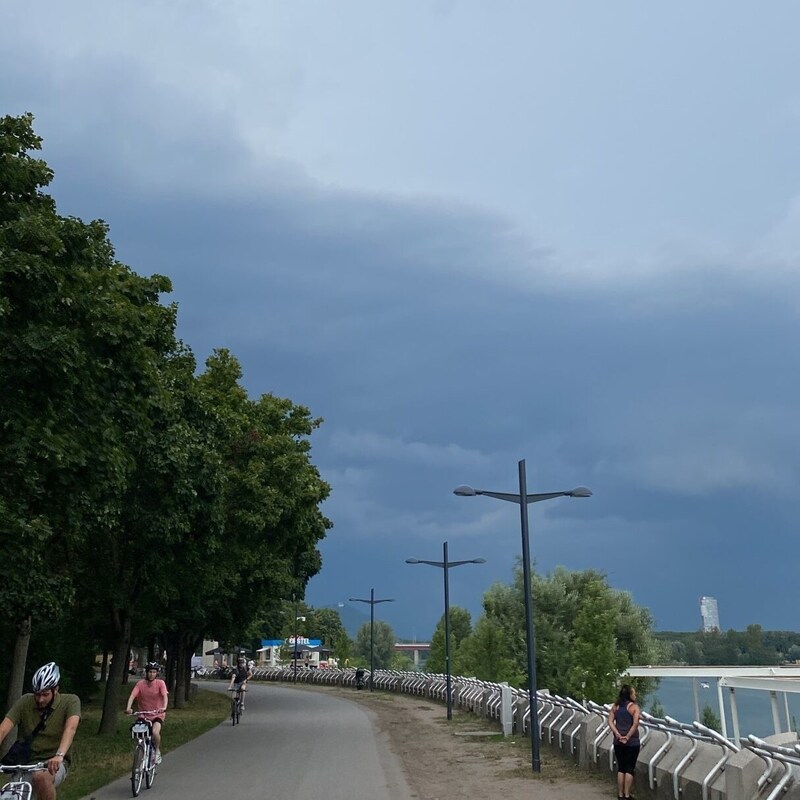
471,558,487,564
568,487,592,498
453,485,478,496
405,558,420,564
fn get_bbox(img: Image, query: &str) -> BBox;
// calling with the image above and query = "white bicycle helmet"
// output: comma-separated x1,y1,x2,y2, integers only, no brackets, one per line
32,662,60,692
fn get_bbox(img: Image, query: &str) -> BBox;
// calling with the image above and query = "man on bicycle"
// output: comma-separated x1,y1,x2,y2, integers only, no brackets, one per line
227,656,252,709
126,662,168,764
0,662,81,800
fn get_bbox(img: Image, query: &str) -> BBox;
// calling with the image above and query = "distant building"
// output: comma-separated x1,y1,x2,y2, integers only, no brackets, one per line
700,596,720,632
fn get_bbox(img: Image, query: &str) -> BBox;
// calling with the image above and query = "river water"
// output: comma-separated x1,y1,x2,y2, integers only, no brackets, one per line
645,677,800,738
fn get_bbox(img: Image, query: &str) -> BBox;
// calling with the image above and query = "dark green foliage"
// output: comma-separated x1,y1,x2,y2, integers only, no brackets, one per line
655,625,800,666
701,703,721,732
0,114,332,721
455,564,660,703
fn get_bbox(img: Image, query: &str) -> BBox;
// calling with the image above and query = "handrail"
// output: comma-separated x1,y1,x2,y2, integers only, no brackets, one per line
586,701,611,763
740,735,800,800
640,711,677,790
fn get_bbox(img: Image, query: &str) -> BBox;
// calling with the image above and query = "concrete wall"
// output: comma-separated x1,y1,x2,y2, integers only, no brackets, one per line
240,666,800,800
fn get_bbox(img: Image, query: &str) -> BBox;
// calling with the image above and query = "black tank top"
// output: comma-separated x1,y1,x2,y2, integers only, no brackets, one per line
614,702,640,745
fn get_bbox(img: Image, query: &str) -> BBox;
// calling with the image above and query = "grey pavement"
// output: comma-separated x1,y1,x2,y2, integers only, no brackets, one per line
80,682,412,800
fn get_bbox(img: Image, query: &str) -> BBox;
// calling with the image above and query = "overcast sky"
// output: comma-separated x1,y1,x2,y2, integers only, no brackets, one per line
4,1,800,641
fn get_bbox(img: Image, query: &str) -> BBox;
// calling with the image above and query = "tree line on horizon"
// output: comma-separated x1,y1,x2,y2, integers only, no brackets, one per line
655,625,800,666
0,113,331,734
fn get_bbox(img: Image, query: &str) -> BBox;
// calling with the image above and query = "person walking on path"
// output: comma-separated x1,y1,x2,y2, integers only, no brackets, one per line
126,661,168,764
608,684,641,800
0,661,81,800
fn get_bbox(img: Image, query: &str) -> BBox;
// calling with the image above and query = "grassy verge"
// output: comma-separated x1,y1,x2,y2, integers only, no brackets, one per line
57,686,229,800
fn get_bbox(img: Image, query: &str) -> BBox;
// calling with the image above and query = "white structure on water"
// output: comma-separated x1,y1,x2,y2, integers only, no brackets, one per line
699,595,720,632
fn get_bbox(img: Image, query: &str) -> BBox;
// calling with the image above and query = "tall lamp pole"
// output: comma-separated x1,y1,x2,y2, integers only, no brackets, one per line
292,593,298,683
406,541,485,720
349,588,395,691
454,459,591,772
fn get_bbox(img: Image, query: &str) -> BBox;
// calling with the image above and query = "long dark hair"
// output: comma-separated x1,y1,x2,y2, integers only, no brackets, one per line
616,684,635,706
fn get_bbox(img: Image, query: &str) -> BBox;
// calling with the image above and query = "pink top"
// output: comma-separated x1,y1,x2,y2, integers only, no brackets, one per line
130,678,168,717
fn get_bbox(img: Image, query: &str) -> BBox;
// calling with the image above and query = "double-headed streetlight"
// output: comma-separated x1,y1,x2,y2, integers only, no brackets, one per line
406,541,485,720
454,459,591,773
348,588,395,691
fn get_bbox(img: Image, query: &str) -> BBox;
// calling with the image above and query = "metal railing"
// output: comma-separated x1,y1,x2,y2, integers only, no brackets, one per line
739,735,800,800
200,666,791,799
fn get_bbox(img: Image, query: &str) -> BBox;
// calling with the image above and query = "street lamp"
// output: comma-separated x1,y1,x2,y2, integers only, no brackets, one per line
454,459,591,772
348,588,395,691
406,541,485,720
292,594,299,683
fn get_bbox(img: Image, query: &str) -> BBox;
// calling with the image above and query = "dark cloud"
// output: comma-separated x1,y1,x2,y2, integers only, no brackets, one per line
5,4,800,640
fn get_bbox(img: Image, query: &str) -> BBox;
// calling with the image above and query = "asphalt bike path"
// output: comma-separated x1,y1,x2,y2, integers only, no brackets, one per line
80,682,413,800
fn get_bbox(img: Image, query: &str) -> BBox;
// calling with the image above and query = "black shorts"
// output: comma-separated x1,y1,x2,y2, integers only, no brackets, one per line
614,743,640,774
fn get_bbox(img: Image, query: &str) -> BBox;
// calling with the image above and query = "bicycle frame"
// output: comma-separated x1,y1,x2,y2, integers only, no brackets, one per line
230,687,245,725
0,762,48,800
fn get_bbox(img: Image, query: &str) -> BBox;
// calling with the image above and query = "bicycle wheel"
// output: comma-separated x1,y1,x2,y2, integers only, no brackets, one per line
145,743,157,789
131,744,145,796
231,696,238,725
236,697,242,723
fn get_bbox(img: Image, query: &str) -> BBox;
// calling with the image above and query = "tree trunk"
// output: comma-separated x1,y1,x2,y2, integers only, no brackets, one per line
98,611,130,735
1,616,31,758
100,649,109,682
6,616,31,709
173,635,186,709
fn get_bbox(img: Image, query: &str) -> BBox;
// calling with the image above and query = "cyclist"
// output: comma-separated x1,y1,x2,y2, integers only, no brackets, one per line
0,661,81,800
227,656,252,710
126,662,168,764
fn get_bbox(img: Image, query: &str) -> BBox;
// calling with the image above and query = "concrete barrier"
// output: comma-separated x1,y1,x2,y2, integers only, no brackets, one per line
220,666,796,800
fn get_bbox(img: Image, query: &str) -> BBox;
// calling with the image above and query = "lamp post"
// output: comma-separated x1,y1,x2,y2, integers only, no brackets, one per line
406,541,485,720
454,459,591,772
292,593,298,683
348,588,395,691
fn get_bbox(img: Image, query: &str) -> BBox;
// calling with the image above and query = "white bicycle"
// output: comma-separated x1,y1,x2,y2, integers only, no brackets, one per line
128,708,165,796
0,762,48,800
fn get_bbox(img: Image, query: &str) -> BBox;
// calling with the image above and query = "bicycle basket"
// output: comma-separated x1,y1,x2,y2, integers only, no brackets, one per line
130,720,151,740
0,782,32,800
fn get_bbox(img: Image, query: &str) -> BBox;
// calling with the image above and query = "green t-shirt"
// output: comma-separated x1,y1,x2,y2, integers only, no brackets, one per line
6,692,81,761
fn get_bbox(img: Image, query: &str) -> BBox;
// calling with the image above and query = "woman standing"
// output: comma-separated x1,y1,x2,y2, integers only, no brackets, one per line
608,684,641,800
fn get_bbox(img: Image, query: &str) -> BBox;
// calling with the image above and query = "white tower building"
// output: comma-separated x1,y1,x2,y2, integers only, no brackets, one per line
699,596,720,632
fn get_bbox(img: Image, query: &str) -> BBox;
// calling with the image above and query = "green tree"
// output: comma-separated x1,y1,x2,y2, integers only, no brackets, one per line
476,565,658,701
456,616,522,684
701,704,721,732
307,608,347,649
566,576,628,703
391,652,414,671
426,607,472,674
354,621,396,670
649,697,665,718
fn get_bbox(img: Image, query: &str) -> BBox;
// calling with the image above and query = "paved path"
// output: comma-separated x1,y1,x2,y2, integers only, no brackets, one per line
81,683,412,800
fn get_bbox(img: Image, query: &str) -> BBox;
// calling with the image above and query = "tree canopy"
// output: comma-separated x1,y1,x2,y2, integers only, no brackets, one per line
0,113,332,723
453,564,660,703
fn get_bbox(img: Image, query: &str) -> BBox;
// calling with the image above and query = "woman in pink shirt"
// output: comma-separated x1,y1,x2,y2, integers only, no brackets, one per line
126,662,168,763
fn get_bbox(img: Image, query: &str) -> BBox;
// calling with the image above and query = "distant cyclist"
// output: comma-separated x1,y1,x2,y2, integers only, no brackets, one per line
228,657,252,709
0,662,81,800
126,662,168,764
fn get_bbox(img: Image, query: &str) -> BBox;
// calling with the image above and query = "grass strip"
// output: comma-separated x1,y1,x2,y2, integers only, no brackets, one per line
57,685,229,800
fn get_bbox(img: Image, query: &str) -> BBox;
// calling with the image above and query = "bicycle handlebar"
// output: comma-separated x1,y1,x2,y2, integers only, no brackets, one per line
128,708,167,716
0,762,48,772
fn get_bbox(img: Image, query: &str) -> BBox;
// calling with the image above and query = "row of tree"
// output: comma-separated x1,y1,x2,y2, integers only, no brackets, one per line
655,625,800,666
0,114,331,733
289,567,662,705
